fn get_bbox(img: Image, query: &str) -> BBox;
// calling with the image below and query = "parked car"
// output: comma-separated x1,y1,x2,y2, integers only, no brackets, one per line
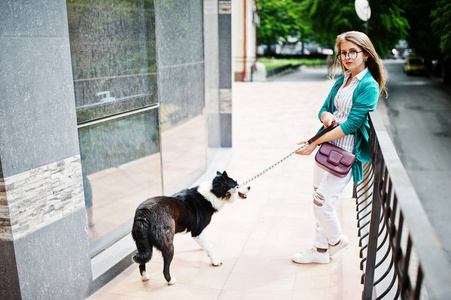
403,55,426,75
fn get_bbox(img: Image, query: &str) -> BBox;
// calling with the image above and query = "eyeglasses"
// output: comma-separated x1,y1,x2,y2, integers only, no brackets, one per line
339,50,363,61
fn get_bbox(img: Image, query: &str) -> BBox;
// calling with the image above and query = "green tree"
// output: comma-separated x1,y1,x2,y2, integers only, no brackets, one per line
301,0,409,56
367,0,409,56
404,1,440,65
403,0,450,85
431,0,451,85
257,0,308,46
257,0,410,57
431,0,451,61
301,0,362,49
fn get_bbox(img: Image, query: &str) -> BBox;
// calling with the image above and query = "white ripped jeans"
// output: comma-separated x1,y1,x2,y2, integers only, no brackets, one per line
312,163,353,249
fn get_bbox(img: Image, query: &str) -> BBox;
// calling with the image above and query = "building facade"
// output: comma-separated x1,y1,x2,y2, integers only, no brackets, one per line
0,0,232,298
232,0,258,81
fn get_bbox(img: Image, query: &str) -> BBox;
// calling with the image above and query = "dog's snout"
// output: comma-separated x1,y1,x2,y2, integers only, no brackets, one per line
246,186,251,191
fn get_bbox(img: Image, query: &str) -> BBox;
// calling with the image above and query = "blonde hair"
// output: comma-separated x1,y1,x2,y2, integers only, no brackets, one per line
331,31,388,98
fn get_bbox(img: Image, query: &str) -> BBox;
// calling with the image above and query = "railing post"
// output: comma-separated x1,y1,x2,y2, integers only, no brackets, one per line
362,147,382,299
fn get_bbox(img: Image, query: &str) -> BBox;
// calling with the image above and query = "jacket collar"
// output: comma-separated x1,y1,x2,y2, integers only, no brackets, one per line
344,67,369,82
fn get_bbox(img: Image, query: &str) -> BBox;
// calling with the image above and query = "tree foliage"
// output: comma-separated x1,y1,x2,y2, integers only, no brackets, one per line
403,0,451,84
365,0,409,56
256,0,310,46
257,0,410,56
431,0,451,62
431,0,451,84
301,0,363,48
404,0,440,62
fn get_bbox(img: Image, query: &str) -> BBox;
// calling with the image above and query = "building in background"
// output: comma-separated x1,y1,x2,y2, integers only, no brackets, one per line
233,0,259,82
0,0,232,298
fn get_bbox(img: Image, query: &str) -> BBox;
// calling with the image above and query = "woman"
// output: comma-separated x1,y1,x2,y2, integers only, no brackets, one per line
293,31,388,264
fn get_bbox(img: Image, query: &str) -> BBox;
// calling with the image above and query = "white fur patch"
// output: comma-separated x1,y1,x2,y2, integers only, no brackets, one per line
141,271,150,282
197,182,226,211
194,234,222,266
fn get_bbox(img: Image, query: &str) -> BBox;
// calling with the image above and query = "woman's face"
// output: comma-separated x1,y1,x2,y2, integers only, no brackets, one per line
339,41,369,75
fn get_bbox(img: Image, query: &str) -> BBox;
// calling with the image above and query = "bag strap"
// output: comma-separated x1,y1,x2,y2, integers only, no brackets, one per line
308,84,340,144
328,82,341,113
307,123,338,144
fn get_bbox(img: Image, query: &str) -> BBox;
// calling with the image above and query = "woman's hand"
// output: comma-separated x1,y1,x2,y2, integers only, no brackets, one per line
321,112,338,128
295,141,317,156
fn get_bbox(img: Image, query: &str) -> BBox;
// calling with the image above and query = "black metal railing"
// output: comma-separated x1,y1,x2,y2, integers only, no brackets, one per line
355,112,451,299
265,62,304,78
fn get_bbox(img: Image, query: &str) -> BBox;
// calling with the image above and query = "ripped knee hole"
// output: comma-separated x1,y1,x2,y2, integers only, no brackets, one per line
313,191,324,207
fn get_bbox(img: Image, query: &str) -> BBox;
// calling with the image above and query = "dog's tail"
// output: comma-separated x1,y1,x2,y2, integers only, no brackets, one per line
131,210,153,265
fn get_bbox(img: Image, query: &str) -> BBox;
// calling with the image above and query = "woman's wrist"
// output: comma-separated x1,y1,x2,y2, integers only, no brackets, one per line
309,140,318,148
320,112,328,123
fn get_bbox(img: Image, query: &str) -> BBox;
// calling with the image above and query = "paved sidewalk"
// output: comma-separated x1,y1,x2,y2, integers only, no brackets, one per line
88,75,363,299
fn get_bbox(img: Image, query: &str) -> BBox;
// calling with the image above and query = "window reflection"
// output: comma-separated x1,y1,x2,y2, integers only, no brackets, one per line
66,0,160,250
67,0,157,123
155,0,207,194
79,111,161,245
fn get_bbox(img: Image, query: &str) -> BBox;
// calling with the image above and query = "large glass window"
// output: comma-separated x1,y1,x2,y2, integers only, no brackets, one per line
155,0,207,194
67,0,161,254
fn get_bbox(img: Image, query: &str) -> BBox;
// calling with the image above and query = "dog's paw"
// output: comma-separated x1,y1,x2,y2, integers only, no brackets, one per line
168,277,177,285
141,272,150,282
212,260,223,267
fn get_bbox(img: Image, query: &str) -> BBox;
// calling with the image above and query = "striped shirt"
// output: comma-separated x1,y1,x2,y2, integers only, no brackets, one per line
330,68,369,153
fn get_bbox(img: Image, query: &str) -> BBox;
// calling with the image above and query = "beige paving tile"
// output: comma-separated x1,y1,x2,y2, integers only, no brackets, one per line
221,273,294,295
291,288,329,300
293,273,331,291
295,263,331,278
220,289,293,300
88,291,140,300
232,256,297,281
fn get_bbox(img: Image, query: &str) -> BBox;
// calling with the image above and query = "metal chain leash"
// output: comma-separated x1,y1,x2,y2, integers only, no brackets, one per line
237,143,307,189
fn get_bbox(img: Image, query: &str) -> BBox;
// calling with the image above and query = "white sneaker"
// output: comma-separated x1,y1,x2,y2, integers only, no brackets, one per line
292,247,330,264
329,235,349,257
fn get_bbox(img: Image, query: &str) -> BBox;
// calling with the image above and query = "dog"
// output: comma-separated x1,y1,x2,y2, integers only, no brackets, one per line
131,171,250,285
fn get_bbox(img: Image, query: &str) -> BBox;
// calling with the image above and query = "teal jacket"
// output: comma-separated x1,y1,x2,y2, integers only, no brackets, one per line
317,71,379,182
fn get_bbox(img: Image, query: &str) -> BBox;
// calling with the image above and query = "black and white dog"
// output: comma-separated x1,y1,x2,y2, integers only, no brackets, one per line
131,171,250,285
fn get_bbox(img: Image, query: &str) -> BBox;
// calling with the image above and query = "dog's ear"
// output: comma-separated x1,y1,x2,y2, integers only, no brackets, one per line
216,171,222,176
222,171,228,178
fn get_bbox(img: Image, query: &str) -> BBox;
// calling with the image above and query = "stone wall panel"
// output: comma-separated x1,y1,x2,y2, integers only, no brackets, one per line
0,155,84,241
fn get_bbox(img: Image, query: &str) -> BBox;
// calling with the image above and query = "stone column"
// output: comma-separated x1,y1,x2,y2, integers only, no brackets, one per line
204,0,221,153
218,0,233,147
0,1,91,299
